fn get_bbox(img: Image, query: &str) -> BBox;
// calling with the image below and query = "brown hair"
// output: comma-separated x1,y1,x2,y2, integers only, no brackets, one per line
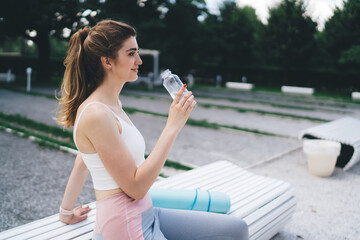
56,20,136,128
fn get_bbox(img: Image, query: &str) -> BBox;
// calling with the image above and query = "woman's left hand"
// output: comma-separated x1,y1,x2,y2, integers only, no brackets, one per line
59,205,91,225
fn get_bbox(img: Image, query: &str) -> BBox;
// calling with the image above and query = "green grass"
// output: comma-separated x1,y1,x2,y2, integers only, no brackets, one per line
0,111,73,139
158,173,168,178
144,153,193,171
0,84,341,115
198,102,328,122
164,160,193,171
0,113,193,171
124,107,287,137
0,87,290,137
0,85,57,99
0,119,76,149
253,86,282,94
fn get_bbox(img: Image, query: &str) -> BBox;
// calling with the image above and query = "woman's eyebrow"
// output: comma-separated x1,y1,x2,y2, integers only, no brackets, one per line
126,47,138,52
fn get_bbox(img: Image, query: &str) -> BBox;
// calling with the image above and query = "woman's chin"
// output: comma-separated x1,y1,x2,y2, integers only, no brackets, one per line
130,76,139,82
124,76,138,83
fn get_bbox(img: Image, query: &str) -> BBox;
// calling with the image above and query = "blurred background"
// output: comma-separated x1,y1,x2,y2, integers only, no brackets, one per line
0,0,359,94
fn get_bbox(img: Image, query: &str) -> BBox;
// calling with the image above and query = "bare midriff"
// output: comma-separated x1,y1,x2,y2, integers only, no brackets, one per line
95,188,124,201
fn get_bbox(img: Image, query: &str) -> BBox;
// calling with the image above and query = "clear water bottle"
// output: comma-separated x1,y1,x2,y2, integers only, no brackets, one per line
161,69,188,99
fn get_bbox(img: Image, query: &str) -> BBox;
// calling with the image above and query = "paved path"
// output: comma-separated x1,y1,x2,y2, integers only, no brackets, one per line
120,95,322,138
0,88,301,167
125,88,360,118
0,131,95,232
251,149,360,240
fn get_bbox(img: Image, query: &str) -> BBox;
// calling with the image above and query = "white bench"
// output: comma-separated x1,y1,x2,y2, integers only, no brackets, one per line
0,161,296,240
281,86,314,95
352,92,360,101
0,70,15,83
226,82,254,90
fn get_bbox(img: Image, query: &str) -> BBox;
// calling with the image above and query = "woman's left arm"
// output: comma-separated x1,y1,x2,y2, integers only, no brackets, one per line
59,153,92,224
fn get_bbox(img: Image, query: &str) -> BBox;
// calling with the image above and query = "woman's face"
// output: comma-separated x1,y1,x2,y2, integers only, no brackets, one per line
112,36,142,82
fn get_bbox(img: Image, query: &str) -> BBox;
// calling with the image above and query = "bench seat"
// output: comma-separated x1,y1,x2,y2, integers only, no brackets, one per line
281,86,314,95
0,73,15,82
226,82,254,90
0,161,296,240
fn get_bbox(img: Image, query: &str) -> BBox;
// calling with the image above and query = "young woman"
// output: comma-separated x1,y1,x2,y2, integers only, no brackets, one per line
57,20,248,240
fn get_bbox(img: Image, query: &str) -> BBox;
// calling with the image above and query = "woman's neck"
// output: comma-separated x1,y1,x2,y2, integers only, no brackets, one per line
93,79,124,107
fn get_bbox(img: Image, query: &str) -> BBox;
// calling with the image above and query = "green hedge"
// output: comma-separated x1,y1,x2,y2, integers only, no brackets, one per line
193,64,360,93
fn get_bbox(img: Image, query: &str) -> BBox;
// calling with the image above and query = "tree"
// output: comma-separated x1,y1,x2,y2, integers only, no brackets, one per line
0,0,83,82
89,0,166,50
159,0,207,73
198,1,264,70
321,0,360,68
261,0,317,71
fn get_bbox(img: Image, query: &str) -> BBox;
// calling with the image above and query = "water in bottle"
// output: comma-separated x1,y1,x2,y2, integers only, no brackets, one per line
161,69,188,99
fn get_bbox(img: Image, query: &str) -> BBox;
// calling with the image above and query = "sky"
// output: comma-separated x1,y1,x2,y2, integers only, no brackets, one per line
205,0,344,30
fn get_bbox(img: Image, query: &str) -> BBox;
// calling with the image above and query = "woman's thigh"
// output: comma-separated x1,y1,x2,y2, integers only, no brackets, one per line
156,208,249,240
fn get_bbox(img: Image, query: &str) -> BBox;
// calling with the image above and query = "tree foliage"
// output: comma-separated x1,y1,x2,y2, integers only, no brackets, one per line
261,0,318,70
0,0,359,88
158,0,207,73
0,0,83,82
321,0,360,68
199,1,264,69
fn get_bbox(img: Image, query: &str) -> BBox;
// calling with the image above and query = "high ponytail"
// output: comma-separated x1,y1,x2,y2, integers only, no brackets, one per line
56,28,89,128
56,20,136,128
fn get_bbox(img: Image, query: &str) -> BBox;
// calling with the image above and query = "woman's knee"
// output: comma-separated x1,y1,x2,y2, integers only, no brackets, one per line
224,217,249,240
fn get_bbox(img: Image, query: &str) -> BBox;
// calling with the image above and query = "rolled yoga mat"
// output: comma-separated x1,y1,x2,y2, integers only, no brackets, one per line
149,188,231,214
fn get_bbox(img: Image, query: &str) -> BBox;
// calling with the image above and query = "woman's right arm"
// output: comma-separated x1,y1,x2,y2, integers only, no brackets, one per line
134,86,196,196
59,153,91,224
84,85,195,200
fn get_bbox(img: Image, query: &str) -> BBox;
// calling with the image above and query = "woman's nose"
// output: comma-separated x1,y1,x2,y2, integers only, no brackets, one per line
136,54,143,65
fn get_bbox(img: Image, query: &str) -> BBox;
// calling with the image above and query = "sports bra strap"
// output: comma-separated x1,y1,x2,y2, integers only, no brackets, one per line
73,101,119,148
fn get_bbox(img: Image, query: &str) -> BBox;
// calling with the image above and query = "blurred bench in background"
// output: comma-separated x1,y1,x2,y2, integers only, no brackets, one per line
352,92,360,101
226,82,254,90
0,70,15,83
281,86,314,95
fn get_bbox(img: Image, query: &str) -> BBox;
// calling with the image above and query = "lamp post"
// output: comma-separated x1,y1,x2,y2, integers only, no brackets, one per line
26,67,32,92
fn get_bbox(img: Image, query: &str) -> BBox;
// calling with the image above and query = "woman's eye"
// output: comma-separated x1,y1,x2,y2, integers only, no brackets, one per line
129,50,139,56
129,50,140,56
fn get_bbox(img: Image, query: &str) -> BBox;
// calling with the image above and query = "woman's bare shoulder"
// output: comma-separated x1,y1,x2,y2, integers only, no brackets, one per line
77,101,116,129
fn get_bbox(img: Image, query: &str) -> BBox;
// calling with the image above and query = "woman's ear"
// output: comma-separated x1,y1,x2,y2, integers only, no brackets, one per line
100,56,112,71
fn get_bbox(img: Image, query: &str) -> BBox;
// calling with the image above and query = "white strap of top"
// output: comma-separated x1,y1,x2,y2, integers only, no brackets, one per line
73,101,118,149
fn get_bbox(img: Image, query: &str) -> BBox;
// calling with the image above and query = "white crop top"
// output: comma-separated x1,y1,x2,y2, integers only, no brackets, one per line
73,101,146,190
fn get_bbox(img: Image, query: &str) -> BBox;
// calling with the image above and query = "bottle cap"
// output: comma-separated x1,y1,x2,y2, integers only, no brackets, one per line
160,69,172,80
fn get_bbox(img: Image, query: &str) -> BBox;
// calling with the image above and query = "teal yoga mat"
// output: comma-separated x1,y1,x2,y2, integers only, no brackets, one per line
149,188,231,214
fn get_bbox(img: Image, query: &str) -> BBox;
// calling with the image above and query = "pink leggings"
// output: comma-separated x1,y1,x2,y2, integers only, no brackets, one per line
93,192,248,240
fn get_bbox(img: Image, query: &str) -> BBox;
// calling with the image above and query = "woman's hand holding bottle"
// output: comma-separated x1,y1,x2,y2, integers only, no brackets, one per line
166,84,196,135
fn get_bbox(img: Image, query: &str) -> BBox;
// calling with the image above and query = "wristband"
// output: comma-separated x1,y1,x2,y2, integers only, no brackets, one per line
59,206,74,216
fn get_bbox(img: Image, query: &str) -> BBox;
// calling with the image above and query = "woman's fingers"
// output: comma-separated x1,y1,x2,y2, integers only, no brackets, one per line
182,95,195,111
80,208,91,215
77,214,88,222
74,206,91,215
173,84,187,105
60,206,91,225
178,91,192,108
186,98,197,113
